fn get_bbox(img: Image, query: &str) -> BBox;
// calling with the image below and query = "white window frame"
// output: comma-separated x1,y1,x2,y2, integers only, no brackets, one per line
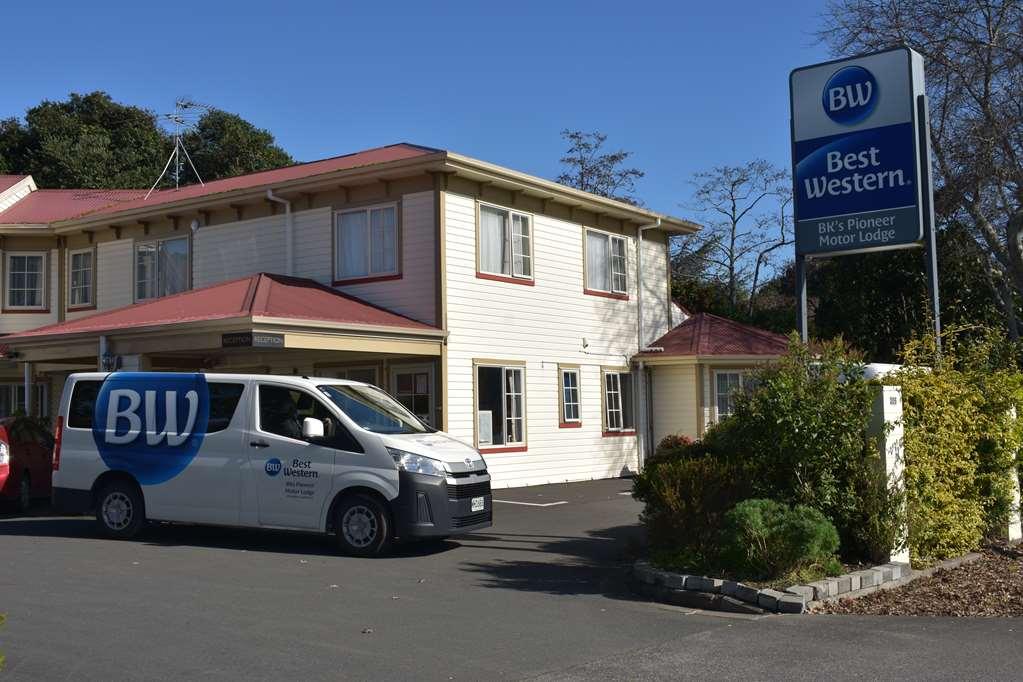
475,363,526,448
333,202,400,282
559,367,581,424
478,202,533,280
713,370,750,421
68,247,95,309
584,229,628,295
134,235,190,302
4,251,47,311
603,369,635,432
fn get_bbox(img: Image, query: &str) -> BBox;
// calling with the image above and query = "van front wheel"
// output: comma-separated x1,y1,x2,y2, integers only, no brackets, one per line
335,494,391,556
96,480,145,540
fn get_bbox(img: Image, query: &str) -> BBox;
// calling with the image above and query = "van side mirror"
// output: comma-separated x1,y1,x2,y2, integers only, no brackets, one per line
302,417,325,441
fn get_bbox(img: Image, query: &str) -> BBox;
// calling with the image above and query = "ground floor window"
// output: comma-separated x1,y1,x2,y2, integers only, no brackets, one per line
476,364,525,447
603,370,634,432
714,370,757,419
0,383,47,418
559,366,581,425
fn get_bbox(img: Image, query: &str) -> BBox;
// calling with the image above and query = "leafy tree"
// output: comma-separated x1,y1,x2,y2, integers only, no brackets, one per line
0,92,166,188
817,0,1023,339
182,109,292,183
0,91,294,189
556,130,645,205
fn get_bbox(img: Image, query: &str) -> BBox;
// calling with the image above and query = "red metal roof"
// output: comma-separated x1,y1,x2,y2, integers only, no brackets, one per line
0,188,153,224
70,143,440,222
1,273,437,342
638,313,789,357
0,175,29,193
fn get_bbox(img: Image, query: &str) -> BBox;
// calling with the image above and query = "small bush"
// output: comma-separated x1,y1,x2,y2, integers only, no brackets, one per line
720,499,840,580
632,455,752,571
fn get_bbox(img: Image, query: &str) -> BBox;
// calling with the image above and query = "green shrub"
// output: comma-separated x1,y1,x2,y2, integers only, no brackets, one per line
720,499,840,580
632,455,752,571
707,335,898,562
892,327,1023,563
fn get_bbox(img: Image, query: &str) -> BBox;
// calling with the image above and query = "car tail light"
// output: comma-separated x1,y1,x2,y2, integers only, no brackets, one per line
52,415,64,471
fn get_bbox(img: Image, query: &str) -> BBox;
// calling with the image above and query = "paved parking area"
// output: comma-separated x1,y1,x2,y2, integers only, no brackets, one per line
1,479,1021,680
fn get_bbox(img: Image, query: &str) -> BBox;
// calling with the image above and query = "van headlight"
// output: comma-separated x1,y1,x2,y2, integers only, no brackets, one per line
0,441,8,466
387,448,446,477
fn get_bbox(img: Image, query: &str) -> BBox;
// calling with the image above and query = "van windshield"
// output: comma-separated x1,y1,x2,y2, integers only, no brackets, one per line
317,384,435,435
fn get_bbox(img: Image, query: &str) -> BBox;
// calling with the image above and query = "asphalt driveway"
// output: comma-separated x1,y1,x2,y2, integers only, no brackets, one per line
1,479,1020,680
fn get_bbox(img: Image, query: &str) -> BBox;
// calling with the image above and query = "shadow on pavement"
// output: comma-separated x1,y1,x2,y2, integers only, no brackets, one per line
456,523,648,599
0,515,458,559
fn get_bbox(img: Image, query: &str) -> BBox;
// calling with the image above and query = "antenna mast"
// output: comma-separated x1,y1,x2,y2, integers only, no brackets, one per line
146,98,211,199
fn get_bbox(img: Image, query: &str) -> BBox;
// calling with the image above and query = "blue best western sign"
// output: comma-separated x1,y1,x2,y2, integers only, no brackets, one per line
790,47,927,256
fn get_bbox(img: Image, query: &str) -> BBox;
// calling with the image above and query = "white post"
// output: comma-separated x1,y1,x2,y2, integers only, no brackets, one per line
870,384,910,564
1008,408,1022,543
22,361,32,417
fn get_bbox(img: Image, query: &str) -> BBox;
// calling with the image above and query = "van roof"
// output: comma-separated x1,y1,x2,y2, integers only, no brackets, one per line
66,372,369,385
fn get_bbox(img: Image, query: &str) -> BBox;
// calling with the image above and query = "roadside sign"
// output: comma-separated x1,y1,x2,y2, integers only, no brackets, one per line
790,47,927,256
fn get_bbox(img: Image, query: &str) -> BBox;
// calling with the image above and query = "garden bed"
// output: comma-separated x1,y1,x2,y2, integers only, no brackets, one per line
814,544,1023,617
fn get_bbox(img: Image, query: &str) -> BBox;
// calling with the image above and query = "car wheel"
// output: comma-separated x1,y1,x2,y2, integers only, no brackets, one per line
16,473,31,513
95,480,146,539
335,494,391,557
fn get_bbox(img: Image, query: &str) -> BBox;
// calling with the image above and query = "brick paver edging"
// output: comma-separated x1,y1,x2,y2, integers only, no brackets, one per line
631,558,919,614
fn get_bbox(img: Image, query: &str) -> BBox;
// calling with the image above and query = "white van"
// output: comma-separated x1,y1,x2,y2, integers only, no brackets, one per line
51,372,492,555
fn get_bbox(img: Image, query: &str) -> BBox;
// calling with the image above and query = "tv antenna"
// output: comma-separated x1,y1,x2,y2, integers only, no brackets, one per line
146,98,212,199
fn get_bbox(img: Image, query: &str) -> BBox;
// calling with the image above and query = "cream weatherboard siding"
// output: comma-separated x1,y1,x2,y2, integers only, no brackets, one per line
650,364,699,444
0,248,59,333
95,239,134,313
443,191,672,488
193,213,288,286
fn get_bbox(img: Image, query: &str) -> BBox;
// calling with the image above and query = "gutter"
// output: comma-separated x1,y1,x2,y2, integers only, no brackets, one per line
265,189,293,275
634,217,661,472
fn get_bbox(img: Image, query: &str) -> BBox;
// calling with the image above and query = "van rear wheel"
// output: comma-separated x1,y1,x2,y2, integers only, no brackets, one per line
335,494,391,557
96,480,145,540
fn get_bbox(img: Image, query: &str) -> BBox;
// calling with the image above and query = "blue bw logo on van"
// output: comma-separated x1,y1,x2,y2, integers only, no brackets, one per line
822,66,878,125
265,458,282,477
91,372,210,485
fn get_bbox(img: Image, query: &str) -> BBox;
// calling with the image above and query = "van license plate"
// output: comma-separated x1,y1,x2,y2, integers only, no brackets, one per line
471,496,484,512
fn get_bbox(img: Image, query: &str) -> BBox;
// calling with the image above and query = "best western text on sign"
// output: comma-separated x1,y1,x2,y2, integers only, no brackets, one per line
790,47,927,256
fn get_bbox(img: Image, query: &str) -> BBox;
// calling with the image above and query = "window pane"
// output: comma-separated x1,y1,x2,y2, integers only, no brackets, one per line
605,372,622,430
562,370,580,422
610,237,628,293
620,373,634,430
68,380,102,428
716,373,741,418
477,366,504,445
480,206,509,275
160,238,189,296
370,207,397,274
512,214,531,277
505,368,523,443
136,243,157,300
207,383,245,433
339,211,370,278
586,232,610,291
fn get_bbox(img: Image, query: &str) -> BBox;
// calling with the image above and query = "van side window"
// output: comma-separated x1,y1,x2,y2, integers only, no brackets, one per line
67,380,102,429
258,385,363,453
207,383,244,433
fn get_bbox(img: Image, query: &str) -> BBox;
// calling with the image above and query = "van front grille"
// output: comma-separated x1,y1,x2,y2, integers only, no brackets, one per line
448,481,491,500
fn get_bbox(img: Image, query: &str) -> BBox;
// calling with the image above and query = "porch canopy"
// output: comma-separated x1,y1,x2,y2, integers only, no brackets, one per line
1,272,444,370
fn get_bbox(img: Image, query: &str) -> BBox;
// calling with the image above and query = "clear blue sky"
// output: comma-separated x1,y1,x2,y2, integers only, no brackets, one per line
5,0,831,218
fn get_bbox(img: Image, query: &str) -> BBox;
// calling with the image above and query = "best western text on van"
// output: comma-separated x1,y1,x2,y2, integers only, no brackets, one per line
52,372,492,555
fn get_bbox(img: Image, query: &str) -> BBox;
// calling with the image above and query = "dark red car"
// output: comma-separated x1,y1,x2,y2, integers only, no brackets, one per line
0,417,55,512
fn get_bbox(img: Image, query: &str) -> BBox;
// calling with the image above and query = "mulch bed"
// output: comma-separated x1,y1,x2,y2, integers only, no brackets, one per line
815,544,1023,617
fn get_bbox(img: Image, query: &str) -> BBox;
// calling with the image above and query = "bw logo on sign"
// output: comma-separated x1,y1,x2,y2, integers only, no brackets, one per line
822,65,878,125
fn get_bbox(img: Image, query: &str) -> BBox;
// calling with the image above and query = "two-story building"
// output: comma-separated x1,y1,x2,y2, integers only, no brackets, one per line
0,143,703,488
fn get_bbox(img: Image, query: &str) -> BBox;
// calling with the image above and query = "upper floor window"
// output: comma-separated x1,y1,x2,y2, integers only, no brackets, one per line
136,236,189,301
5,252,46,310
68,248,94,308
479,204,532,281
585,230,628,296
335,204,398,282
